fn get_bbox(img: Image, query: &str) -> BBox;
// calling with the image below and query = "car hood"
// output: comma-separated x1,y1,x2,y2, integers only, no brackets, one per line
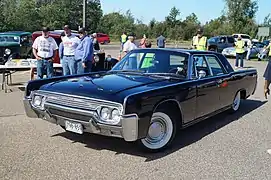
39,72,175,102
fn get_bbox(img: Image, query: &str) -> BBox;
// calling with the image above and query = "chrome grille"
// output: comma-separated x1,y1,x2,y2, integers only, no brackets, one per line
34,90,123,112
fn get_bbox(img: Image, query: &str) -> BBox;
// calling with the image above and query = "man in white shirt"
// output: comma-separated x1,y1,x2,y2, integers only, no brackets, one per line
122,34,137,57
62,25,80,75
32,27,58,79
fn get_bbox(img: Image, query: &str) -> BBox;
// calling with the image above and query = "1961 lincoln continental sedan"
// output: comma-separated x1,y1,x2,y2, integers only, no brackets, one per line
24,48,257,152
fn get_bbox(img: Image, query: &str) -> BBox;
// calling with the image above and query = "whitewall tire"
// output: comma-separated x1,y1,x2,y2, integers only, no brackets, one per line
139,112,177,152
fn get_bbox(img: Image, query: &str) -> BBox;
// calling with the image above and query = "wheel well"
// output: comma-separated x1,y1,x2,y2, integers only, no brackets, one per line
240,89,246,99
154,100,182,126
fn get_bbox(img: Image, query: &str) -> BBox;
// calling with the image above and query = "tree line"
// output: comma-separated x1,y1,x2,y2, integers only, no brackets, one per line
0,0,270,41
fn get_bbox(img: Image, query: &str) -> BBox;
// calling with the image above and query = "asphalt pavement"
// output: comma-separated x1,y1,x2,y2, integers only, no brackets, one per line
0,45,271,180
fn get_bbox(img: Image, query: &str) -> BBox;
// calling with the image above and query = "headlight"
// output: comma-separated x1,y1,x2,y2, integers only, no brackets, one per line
111,109,121,122
31,95,46,110
100,107,110,119
5,48,11,55
99,107,121,125
94,55,99,62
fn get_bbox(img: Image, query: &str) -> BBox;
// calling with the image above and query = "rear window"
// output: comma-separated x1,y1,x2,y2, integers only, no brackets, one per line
208,37,218,43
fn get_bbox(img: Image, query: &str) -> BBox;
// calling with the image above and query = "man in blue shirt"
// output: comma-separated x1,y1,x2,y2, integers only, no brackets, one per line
74,28,94,74
156,35,166,48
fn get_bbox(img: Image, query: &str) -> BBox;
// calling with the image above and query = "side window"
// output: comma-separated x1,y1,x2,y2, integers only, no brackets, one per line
140,53,155,68
193,55,211,78
227,37,235,44
220,37,226,43
205,56,225,76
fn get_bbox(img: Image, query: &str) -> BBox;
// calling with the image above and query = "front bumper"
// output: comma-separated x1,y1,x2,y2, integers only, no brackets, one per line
23,98,139,142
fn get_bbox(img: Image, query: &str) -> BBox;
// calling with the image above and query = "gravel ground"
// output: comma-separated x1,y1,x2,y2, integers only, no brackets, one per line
0,47,271,180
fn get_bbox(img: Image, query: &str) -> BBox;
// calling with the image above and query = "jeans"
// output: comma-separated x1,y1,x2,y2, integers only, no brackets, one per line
235,53,244,67
36,59,53,79
62,56,76,76
76,60,92,74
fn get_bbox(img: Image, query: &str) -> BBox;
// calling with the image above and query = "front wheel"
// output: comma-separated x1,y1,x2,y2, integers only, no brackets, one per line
229,91,241,113
139,111,177,152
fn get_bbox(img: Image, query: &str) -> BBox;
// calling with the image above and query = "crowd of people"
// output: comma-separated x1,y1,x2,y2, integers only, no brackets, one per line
31,25,99,79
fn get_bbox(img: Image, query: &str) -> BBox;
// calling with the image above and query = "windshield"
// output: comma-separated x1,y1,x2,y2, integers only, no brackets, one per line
0,36,20,43
111,50,189,78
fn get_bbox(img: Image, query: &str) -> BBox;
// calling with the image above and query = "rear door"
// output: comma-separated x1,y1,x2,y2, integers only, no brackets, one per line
193,55,221,118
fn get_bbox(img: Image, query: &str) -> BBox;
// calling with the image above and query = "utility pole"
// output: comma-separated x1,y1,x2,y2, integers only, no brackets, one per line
83,0,86,28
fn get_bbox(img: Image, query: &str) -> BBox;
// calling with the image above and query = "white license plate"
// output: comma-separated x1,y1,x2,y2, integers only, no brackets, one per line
65,121,83,134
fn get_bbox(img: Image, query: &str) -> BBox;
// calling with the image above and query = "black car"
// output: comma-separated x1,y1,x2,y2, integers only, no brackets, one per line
207,35,235,53
23,48,257,152
0,31,33,65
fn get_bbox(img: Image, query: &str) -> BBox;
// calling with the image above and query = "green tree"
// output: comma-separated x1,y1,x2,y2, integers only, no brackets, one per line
224,0,258,34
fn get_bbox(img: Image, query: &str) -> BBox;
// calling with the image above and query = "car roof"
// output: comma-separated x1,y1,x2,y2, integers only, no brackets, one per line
0,31,32,36
131,48,221,56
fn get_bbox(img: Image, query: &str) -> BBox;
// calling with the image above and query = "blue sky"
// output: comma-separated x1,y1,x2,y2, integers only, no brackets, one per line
100,0,270,25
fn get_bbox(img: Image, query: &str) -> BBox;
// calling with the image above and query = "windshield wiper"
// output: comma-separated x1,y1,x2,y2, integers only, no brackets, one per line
109,70,146,74
145,73,185,79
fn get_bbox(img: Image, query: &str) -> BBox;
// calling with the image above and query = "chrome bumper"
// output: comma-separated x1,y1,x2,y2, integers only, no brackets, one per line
23,98,138,142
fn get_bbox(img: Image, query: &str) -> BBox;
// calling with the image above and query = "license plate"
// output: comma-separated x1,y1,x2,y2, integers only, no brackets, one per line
65,121,83,134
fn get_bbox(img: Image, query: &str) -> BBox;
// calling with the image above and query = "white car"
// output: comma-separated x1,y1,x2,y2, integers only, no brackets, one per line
232,34,251,45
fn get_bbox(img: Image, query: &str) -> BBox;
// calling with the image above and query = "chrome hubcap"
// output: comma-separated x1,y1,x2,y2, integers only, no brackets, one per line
233,92,240,110
141,112,174,150
147,120,166,143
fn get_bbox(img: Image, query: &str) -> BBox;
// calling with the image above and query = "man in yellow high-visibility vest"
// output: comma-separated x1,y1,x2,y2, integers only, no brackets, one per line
192,28,207,51
120,32,128,50
234,35,245,69
263,40,271,99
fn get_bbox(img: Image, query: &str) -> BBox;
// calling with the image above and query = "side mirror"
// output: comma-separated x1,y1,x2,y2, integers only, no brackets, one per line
198,70,206,79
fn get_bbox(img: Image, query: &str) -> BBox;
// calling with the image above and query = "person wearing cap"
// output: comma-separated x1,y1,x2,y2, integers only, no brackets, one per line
92,33,100,51
32,27,58,79
122,34,137,56
61,25,80,75
74,28,94,74
263,40,271,99
192,28,207,51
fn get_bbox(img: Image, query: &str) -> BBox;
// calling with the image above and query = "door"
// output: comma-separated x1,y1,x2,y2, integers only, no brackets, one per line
193,55,222,119
217,36,228,52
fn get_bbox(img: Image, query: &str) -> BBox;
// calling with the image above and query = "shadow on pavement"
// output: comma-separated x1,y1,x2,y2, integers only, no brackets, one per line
51,99,266,162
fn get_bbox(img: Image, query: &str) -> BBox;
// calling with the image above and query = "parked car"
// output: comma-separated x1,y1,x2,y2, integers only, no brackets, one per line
207,35,235,52
0,31,32,65
24,48,257,152
232,33,251,46
96,33,110,44
222,41,267,59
